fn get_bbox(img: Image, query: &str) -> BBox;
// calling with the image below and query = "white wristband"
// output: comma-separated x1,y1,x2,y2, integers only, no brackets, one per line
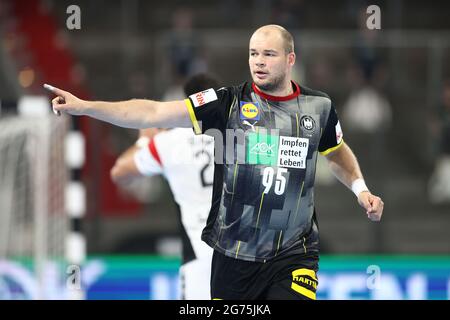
135,136,150,148
351,178,369,197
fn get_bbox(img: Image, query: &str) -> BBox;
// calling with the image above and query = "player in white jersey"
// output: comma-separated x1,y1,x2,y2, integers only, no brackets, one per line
110,74,220,299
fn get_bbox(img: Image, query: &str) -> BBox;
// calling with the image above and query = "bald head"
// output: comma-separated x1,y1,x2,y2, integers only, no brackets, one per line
248,25,296,95
251,25,294,54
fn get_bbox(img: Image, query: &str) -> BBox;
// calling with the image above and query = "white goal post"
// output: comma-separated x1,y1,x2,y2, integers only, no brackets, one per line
0,115,69,299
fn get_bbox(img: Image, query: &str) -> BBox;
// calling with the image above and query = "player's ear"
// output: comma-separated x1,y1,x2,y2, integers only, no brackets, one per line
288,52,296,66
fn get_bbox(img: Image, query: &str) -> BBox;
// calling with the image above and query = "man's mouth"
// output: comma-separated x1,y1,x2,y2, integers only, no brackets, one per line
255,71,268,79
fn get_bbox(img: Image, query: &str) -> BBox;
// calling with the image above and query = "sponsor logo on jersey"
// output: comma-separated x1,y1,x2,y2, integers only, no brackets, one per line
242,120,258,131
189,88,218,108
291,268,318,299
246,133,309,168
250,142,275,155
300,115,315,131
278,136,309,169
292,275,318,289
247,132,278,165
335,121,343,144
240,102,260,120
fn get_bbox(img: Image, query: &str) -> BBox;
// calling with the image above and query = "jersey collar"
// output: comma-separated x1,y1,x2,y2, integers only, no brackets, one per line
252,81,301,101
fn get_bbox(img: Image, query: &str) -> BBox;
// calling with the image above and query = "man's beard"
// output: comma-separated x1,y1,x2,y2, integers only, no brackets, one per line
255,73,285,93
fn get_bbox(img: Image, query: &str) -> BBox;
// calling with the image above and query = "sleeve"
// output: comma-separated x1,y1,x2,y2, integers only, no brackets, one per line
184,87,234,135
318,104,344,156
133,138,163,176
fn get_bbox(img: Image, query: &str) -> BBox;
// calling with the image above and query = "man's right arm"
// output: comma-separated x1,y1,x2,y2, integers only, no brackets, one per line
110,145,142,186
44,84,191,129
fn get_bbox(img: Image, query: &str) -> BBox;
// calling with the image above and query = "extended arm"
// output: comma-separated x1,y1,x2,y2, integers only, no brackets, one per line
44,84,192,129
325,142,384,221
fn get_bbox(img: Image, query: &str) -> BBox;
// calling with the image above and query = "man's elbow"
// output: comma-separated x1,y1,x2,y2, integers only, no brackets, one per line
151,100,192,128
110,164,123,184
110,160,133,186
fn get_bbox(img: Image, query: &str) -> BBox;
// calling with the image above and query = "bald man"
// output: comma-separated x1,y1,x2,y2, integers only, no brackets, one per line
45,25,384,300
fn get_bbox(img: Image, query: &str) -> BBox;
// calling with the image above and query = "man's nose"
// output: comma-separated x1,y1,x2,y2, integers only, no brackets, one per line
255,58,265,67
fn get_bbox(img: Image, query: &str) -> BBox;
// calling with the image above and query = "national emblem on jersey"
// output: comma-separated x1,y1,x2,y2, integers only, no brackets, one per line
300,115,315,132
189,88,218,108
240,101,260,121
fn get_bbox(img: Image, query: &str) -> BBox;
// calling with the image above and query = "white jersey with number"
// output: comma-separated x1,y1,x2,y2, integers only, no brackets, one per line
134,128,214,300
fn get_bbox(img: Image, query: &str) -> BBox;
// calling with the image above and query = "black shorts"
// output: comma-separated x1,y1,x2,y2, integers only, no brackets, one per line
210,247,319,300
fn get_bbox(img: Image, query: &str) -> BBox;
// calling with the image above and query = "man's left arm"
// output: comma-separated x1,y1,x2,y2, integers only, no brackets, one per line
111,130,164,186
325,142,384,221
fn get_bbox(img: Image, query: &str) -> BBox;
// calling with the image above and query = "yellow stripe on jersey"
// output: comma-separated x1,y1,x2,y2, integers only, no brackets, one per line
303,237,307,254
230,163,239,206
291,283,316,300
235,241,241,258
255,192,265,229
184,98,202,135
264,98,271,111
275,230,283,256
228,96,237,120
320,139,344,156
216,162,238,248
293,181,305,224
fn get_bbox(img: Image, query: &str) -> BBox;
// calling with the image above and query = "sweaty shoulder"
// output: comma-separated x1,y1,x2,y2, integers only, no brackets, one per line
299,85,331,101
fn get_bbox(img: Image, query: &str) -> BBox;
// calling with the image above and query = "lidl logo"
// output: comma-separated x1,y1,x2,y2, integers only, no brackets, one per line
240,102,260,120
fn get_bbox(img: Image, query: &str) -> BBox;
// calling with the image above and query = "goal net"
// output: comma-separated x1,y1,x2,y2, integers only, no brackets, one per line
0,115,69,299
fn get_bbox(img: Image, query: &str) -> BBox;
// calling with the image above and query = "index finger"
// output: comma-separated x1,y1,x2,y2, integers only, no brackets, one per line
43,83,66,96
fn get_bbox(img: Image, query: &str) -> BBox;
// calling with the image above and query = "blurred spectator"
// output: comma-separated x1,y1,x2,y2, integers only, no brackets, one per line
219,0,242,26
165,7,208,102
341,83,392,189
127,71,150,98
343,5,392,131
339,7,392,190
353,6,383,82
271,0,306,29
428,80,450,204
168,7,207,79
432,80,450,155
342,85,392,134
